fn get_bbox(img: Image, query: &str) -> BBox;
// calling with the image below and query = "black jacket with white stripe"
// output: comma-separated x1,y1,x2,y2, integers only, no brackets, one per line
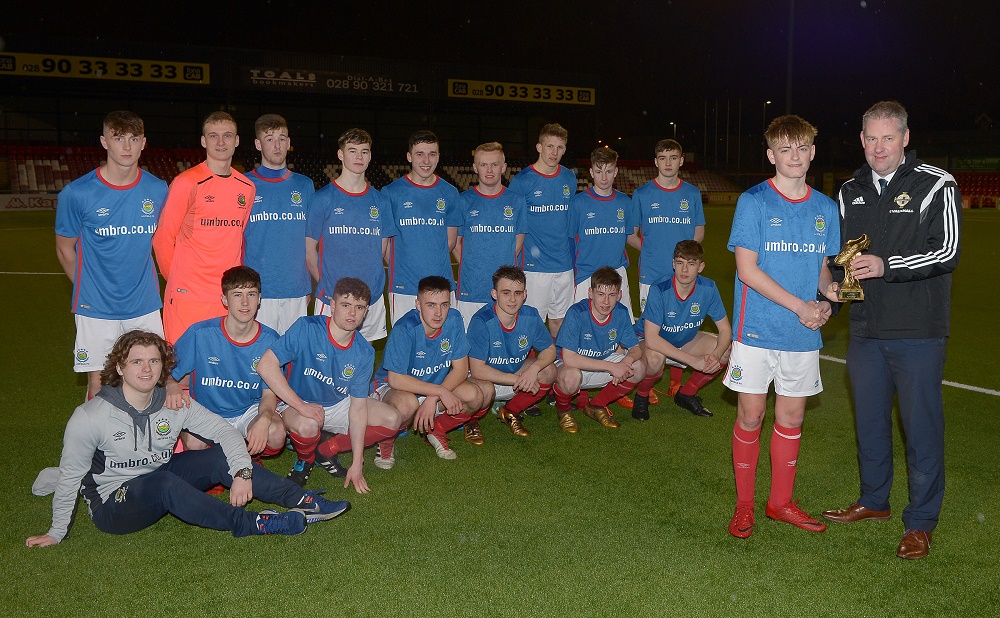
836,151,961,339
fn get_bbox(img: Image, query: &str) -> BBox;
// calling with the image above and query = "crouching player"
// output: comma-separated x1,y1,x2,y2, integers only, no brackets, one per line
373,276,492,461
26,330,349,546
170,266,285,457
256,278,400,493
468,266,556,437
632,240,731,421
554,266,646,431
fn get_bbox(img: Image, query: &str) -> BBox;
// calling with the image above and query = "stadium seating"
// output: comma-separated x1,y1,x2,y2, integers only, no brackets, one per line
953,171,1000,208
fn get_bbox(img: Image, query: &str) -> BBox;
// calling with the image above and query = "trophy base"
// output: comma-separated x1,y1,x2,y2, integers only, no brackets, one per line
838,290,864,301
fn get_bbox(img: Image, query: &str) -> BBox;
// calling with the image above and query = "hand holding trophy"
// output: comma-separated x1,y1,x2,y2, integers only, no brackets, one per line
834,234,871,301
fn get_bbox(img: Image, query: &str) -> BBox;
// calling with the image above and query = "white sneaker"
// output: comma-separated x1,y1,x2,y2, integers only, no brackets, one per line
426,433,457,460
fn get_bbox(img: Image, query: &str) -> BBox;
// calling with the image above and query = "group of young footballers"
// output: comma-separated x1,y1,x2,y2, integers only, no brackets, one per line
31,106,844,546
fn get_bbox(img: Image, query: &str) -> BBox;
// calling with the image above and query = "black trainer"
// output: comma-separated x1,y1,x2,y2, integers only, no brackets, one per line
314,451,348,477
287,459,313,487
523,404,543,417
632,394,650,421
674,392,713,417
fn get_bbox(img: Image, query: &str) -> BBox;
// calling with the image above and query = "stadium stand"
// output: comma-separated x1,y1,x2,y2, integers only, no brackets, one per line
953,171,1000,208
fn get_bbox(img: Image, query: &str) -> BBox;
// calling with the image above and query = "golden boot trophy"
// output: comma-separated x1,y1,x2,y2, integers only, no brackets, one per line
834,234,871,301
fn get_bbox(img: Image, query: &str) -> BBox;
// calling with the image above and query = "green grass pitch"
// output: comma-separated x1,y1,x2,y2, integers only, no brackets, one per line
1,207,997,616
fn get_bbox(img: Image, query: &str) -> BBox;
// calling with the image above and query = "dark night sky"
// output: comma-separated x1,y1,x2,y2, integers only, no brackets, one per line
4,0,998,143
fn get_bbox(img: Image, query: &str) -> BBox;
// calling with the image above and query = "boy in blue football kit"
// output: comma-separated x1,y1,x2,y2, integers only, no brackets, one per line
510,123,577,338
307,128,397,341
455,142,528,327
55,111,169,399
373,277,492,461
381,130,462,324
568,146,637,320
723,115,840,540
468,266,557,437
244,114,316,335
632,241,731,421
256,278,400,493
553,267,646,432
170,266,285,457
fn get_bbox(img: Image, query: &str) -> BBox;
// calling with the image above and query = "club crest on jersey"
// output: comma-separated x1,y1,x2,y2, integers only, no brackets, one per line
690,303,701,316
640,298,647,311
814,216,826,233
155,419,171,435
436,198,446,212
894,192,912,209
440,338,452,354
141,199,155,216
341,364,355,379
503,205,514,219
370,205,379,219
115,485,128,503
616,208,625,221
609,328,618,341
291,191,303,206
237,194,247,208
518,335,529,350
562,185,571,198
251,357,261,373
75,349,89,363
679,199,690,212
730,365,743,382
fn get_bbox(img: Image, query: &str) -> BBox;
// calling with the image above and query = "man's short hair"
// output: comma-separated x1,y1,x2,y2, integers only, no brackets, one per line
254,114,287,138
591,146,619,168
474,141,504,159
654,139,683,156
538,123,568,142
202,111,237,134
100,330,176,388
333,277,371,304
862,100,908,134
590,266,622,291
492,265,526,289
674,239,705,262
418,276,452,296
764,115,818,150
103,111,144,136
408,130,439,150
221,266,261,295
339,128,373,151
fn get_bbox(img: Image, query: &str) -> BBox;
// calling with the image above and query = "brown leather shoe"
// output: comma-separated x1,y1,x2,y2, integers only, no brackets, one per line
821,502,891,523
896,529,931,559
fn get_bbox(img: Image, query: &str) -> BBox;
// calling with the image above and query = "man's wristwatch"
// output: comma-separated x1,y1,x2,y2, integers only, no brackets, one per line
233,467,253,480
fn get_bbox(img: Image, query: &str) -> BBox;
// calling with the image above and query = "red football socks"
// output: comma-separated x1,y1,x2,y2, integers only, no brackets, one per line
590,379,639,408
679,363,725,396
553,384,574,412
506,383,551,414
768,423,802,507
732,423,762,508
289,431,321,464
636,371,663,398
317,425,399,458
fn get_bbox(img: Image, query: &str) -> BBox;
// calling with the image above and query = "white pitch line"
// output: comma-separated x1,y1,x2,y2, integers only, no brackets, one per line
820,354,1000,396
0,271,63,275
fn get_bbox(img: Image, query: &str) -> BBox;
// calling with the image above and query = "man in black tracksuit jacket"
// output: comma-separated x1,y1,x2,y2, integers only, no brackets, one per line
822,101,961,560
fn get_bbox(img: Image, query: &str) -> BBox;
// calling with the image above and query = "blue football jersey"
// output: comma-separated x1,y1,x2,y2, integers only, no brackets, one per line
267,315,374,406
456,186,528,303
307,182,396,305
568,188,635,285
55,168,168,319
639,275,727,347
244,167,315,299
374,308,470,387
381,175,462,294
632,179,705,284
172,317,280,418
468,304,554,373
509,165,576,273
728,180,840,352
556,299,638,360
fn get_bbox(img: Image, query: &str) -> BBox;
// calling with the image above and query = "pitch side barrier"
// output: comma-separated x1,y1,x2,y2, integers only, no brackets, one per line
0,194,56,212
